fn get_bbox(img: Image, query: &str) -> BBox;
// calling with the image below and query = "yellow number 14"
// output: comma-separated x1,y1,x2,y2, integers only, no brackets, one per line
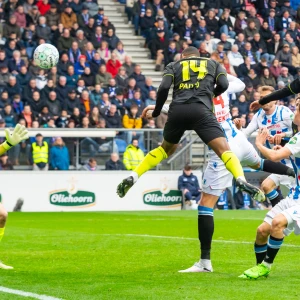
180,60,208,82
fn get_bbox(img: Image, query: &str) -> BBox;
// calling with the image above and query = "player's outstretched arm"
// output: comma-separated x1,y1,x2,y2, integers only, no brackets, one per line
255,128,292,162
0,124,29,156
213,73,229,97
152,75,173,118
259,78,300,106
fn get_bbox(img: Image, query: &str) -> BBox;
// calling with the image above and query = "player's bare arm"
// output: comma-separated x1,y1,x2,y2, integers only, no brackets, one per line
255,128,292,162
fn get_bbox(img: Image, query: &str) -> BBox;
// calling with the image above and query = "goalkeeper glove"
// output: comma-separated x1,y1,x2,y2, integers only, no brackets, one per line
3,124,29,151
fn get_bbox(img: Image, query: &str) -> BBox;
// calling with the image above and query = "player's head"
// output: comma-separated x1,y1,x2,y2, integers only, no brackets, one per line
258,86,276,112
181,46,200,59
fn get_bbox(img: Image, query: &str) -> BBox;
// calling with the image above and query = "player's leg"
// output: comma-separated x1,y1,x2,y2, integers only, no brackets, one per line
179,191,219,273
254,222,271,264
261,176,283,207
0,203,13,270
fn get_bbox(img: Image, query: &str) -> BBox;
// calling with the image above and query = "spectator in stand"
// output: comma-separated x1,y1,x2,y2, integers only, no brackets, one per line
0,91,11,111
55,76,69,103
20,105,35,128
75,30,88,53
270,59,282,79
164,1,177,25
84,17,96,40
132,0,153,35
191,19,208,48
234,11,247,35
244,20,259,42
123,138,144,170
0,51,8,69
93,7,104,26
8,50,25,75
83,42,95,63
68,41,81,64
126,90,145,114
227,45,244,69
3,15,21,40
70,107,82,127
219,10,235,39
105,28,120,51
149,29,169,71
235,33,246,52
260,68,277,87
81,158,101,171
104,104,122,128
241,82,254,102
283,32,296,48
28,90,45,118
292,46,300,68
173,9,186,37
66,65,79,87
57,53,72,76
89,52,105,74
112,89,126,116
104,78,118,100
37,0,51,16
89,106,101,127
246,68,260,89
101,16,115,36
45,4,60,32
50,137,69,170
64,89,82,115
218,34,232,52
57,29,74,52
277,67,294,85
23,78,39,103
47,91,62,118
38,106,51,126
113,42,127,64
74,55,89,76
60,5,77,30
98,92,110,116
277,10,293,38
140,9,155,41
5,76,21,99
80,89,93,115
236,94,249,115
41,79,55,99
123,104,143,144
115,67,128,89
12,94,24,115
36,16,51,42
178,165,201,203
252,32,275,63
106,53,122,78
205,9,218,38
130,65,146,89
123,55,136,76
241,43,258,65
31,133,49,171
0,154,13,170
90,84,103,107
1,104,16,127
14,6,27,30
99,41,111,63
105,153,125,170
55,110,68,128
221,57,237,77
80,67,95,90
96,64,112,88
145,90,157,107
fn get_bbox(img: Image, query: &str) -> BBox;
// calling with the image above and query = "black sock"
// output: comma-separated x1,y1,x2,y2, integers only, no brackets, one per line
262,160,295,177
254,243,267,264
264,235,284,264
265,190,283,207
198,206,214,260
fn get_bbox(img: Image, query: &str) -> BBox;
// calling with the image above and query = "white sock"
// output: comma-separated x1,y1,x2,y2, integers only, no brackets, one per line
200,259,212,269
130,172,138,183
237,176,246,181
262,261,272,269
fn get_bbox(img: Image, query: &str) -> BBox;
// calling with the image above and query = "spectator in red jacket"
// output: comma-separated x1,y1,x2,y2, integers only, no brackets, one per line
106,52,122,78
37,0,51,15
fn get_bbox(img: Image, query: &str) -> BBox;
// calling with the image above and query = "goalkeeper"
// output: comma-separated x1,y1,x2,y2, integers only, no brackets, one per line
0,124,29,269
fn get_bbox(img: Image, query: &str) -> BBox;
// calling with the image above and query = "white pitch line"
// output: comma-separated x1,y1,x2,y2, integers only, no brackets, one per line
0,286,63,300
100,233,300,248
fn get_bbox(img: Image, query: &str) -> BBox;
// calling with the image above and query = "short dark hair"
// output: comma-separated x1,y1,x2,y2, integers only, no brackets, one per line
184,164,192,171
181,46,200,58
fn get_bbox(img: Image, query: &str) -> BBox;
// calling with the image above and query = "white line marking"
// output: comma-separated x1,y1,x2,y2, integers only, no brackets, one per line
0,286,63,300
100,234,300,248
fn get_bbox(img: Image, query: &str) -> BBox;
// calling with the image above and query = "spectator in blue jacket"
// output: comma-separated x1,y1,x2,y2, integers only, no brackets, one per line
74,55,90,75
178,165,201,203
50,137,70,170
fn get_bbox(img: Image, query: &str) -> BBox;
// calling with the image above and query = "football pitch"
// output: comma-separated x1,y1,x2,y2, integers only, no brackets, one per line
0,210,299,300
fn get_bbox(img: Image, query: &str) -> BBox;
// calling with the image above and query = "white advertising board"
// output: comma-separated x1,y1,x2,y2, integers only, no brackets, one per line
0,171,202,212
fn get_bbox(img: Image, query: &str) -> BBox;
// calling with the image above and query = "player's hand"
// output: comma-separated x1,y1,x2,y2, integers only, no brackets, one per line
233,118,242,130
273,145,282,150
5,124,29,146
183,189,189,194
146,110,154,119
256,128,269,146
250,100,261,111
141,105,155,118
273,133,285,145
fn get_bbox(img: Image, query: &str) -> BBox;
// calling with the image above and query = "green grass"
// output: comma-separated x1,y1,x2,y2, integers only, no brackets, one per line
0,210,299,300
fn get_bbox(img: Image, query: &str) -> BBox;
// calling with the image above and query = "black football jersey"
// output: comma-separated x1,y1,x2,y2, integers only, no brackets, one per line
163,57,226,110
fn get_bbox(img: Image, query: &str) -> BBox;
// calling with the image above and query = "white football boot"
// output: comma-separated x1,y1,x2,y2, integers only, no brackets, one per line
178,260,213,273
0,261,13,270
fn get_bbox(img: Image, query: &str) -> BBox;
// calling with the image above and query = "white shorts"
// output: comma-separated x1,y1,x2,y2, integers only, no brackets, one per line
267,174,296,197
202,130,261,197
264,197,300,236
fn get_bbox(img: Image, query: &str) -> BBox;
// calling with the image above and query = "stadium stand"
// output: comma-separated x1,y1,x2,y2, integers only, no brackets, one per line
0,0,299,169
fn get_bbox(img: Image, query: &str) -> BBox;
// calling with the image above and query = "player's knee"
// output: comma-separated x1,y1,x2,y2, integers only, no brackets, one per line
261,180,270,194
0,209,8,223
257,224,270,239
271,215,286,231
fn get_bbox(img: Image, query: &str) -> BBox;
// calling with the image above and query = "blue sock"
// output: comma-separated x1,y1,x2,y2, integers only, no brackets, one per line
264,235,284,264
265,190,282,207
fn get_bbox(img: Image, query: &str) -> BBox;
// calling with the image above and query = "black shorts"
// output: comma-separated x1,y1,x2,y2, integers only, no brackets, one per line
163,102,225,145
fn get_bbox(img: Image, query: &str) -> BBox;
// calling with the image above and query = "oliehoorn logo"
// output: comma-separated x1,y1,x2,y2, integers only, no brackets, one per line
143,178,182,206
49,177,96,207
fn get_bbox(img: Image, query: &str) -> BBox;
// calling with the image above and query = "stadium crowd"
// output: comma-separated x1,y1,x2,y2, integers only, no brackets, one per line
0,0,298,169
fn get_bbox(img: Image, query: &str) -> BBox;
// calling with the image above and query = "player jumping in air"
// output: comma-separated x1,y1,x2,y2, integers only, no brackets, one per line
0,124,29,269
235,86,295,206
117,46,265,202
240,110,300,279
143,77,295,272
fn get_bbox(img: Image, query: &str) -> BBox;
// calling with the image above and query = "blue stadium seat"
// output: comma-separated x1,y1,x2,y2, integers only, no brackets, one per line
115,138,127,153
